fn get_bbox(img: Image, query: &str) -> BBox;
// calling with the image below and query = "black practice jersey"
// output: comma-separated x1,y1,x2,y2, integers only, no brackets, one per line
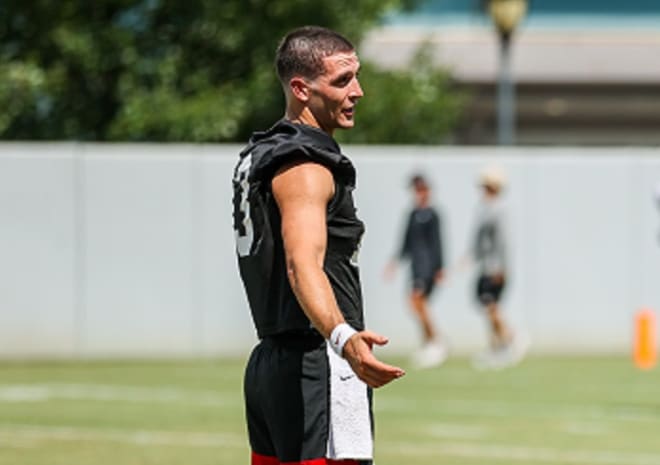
399,206,444,278
232,120,366,338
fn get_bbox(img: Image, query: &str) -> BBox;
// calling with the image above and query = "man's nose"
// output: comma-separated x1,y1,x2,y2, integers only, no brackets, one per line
351,79,364,99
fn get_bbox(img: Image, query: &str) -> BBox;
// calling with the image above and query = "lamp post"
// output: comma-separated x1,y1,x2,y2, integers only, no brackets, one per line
487,0,527,145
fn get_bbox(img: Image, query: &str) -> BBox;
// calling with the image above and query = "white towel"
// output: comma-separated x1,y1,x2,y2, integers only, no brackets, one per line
326,344,373,460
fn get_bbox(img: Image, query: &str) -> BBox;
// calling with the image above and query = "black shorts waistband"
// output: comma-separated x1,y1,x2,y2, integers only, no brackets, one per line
261,331,325,351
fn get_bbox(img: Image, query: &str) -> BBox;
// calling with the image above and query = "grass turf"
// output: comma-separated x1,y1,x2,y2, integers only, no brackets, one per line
0,355,659,465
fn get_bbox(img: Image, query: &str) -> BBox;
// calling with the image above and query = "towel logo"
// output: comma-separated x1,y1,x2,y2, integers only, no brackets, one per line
339,374,355,381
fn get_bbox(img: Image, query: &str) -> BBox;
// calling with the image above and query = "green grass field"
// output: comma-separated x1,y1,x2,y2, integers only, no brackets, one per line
0,356,659,465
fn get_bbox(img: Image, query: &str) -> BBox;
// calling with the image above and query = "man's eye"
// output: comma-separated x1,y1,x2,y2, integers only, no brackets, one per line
337,76,352,86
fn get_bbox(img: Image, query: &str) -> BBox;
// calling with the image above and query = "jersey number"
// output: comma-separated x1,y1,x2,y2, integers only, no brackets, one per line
233,155,254,257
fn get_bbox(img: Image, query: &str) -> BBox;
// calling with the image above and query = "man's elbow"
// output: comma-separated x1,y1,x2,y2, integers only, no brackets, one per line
285,252,322,290
286,257,301,290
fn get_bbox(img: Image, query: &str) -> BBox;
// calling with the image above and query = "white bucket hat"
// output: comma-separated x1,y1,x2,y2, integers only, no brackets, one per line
479,165,506,190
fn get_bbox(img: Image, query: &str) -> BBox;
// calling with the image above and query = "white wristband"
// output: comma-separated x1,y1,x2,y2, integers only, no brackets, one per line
328,323,358,358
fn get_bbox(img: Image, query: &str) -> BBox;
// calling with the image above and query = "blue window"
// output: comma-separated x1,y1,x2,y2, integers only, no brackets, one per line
388,0,660,26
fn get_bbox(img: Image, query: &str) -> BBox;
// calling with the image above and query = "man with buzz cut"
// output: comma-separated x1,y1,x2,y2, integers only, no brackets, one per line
385,174,447,369
232,26,405,465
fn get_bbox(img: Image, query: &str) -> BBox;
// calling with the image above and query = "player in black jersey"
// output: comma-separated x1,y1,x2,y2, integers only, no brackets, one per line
385,174,447,368
232,26,404,465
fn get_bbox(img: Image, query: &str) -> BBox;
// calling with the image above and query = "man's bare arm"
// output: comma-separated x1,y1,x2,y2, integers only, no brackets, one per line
272,161,405,388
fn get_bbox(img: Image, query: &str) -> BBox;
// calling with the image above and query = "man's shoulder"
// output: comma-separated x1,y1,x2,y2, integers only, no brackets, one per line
243,120,338,152
239,120,355,187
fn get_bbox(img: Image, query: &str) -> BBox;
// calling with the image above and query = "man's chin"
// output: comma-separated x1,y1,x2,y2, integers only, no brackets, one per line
338,119,355,130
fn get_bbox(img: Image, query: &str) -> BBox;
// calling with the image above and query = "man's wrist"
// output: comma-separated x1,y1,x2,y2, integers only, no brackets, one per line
328,323,358,358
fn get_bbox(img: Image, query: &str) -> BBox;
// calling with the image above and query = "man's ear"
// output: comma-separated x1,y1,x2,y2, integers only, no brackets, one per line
289,77,311,102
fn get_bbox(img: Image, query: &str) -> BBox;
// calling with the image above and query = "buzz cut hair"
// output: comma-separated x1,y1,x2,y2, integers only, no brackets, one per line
410,174,430,191
275,26,355,85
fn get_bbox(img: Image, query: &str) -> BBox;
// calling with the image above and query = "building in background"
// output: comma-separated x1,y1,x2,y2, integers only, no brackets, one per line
362,0,660,145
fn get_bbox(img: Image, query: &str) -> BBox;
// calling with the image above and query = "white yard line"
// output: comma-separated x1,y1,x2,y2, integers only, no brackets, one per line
2,424,658,464
424,422,488,440
562,421,611,436
378,396,660,423
0,384,229,406
422,421,608,441
0,424,244,449
384,441,660,465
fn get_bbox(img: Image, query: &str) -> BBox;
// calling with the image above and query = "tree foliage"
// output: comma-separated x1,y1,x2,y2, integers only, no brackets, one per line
0,0,462,143
338,44,464,144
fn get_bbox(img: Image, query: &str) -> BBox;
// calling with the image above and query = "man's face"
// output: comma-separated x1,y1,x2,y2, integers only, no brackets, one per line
414,185,430,206
306,51,363,134
482,184,500,198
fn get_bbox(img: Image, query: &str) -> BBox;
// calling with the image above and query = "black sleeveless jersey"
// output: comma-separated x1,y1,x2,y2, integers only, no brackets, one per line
232,119,366,338
400,206,444,278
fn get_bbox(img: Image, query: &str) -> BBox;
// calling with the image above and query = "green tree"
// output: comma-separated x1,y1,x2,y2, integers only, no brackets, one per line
338,44,464,144
0,0,461,143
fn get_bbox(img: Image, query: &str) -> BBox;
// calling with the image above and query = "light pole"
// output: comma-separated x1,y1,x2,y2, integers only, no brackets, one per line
487,0,527,145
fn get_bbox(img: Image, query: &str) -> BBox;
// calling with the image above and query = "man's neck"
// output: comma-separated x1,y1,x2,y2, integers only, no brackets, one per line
285,108,333,136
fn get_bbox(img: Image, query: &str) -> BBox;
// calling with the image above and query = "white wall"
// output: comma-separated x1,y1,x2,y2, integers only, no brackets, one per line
1,143,659,358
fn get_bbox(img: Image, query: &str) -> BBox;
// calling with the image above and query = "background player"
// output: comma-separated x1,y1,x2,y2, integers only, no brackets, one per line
469,166,527,368
385,174,447,368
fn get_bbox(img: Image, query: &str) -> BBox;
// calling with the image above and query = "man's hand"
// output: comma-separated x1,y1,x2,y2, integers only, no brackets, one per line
382,260,397,282
342,330,405,388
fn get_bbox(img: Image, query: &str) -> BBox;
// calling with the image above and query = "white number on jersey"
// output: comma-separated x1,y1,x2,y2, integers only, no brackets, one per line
233,155,254,257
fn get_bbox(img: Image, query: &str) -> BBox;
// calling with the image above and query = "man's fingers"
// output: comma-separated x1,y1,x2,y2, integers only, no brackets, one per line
360,365,405,388
363,354,404,375
360,330,389,346
344,330,405,388
354,351,405,387
366,359,405,381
